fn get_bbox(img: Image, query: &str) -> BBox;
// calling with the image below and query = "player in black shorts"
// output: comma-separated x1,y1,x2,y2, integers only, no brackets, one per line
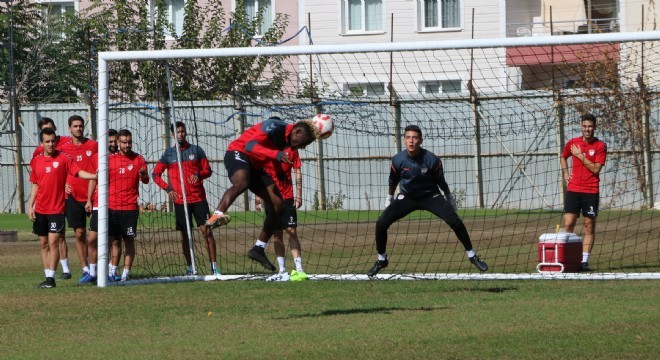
368,125,489,277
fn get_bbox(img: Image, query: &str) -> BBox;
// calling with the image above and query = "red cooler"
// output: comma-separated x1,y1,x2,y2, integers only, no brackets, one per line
537,232,582,273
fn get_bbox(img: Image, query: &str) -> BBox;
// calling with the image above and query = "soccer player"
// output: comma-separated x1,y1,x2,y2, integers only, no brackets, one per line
32,117,73,279
58,115,98,283
83,129,119,284
108,129,150,281
255,146,307,282
152,121,220,275
560,113,607,272
205,116,318,271
28,127,97,288
367,125,489,277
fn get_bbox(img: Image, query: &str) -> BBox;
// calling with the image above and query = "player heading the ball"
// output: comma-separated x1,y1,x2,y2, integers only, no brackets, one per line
206,115,333,271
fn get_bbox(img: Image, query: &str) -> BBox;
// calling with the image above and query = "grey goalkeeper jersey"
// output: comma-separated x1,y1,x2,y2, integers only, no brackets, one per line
388,148,448,199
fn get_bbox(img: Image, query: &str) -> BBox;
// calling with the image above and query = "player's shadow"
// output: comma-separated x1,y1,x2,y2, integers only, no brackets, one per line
281,306,447,319
450,286,519,293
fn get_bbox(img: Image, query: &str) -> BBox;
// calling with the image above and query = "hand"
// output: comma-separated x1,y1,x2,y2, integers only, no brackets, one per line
563,172,572,184
65,184,72,194
168,190,180,202
570,144,583,157
294,198,303,209
188,174,199,184
84,201,92,213
384,195,393,208
255,197,263,211
27,208,36,222
446,194,457,212
279,152,292,165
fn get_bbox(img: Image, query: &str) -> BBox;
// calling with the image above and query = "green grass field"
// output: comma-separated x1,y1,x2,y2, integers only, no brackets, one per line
1,211,659,359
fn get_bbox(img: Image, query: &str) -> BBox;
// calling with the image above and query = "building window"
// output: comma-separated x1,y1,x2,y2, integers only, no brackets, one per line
345,83,385,97
417,0,462,31
39,1,76,39
244,0,274,36
343,0,384,33
420,80,462,94
150,0,185,38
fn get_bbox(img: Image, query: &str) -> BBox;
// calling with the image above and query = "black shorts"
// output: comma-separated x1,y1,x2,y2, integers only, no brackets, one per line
108,210,139,239
264,198,297,230
89,210,98,232
33,213,65,237
564,191,599,218
175,200,210,230
65,197,88,229
224,150,275,196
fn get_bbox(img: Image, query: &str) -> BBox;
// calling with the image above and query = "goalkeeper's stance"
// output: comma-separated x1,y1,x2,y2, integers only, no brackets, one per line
206,117,318,271
368,125,488,277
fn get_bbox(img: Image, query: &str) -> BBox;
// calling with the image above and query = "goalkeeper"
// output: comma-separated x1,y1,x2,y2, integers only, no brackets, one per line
368,125,489,276
206,116,317,271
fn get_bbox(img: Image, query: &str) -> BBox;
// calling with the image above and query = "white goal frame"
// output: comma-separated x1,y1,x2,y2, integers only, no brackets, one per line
96,31,660,287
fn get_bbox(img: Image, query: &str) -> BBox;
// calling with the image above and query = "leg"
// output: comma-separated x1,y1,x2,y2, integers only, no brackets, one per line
423,196,488,271
74,227,88,270
563,213,578,232
273,229,286,272
583,216,596,253
47,232,61,274
255,183,284,243
122,236,135,280
215,154,250,213
39,235,49,270
368,197,415,276
180,230,192,267
83,230,98,283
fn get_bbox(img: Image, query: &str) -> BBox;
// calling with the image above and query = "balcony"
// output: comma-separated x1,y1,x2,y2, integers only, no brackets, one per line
507,17,619,38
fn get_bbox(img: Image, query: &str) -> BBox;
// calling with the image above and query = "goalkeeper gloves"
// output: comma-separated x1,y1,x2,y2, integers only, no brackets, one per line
384,194,393,208
446,194,457,212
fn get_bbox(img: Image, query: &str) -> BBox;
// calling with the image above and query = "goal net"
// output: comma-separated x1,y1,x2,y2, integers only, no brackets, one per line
96,31,660,286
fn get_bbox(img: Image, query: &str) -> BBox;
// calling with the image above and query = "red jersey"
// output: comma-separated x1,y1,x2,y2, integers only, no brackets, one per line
108,152,148,210
227,118,293,166
262,148,301,200
58,138,98,202
29,151,81,214
32,135,72,159
152,142,212,204
562,136,607,194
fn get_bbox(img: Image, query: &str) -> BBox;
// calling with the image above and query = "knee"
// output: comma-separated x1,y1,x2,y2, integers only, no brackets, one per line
445,215,463,230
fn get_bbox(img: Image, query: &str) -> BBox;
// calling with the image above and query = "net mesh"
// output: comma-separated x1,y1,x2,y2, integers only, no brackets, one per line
103,36,660,278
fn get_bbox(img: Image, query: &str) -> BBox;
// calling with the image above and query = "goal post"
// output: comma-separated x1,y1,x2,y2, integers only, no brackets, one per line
96,31,660,287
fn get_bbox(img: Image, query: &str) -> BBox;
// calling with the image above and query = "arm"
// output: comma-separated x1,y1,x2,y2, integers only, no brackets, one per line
197,148,212,180
139,165,150,184
570,144,604,176
27,184,38,221
77,170,97,180
385,161,399,207
294,168,303,209
151,161,171,191
85,179,96,213
560,156,571,183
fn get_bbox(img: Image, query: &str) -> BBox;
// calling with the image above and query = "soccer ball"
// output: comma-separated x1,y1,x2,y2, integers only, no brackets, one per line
312,114,334,140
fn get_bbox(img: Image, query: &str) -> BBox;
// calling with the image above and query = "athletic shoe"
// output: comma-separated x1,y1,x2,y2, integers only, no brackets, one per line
78,272,90,283
212,268,222,276
367,259,389,277
469,255,489,272
60,272,72,280
38,277,56,288
247,246,276,271
289,270,308,282
185,268,196,276
266,272,290,282
78,273,95,284
579,262,592,272
205,213,231,229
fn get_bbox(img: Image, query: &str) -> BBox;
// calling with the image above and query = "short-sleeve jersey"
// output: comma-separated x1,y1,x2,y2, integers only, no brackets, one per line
108,152,147,210
389,149,445,199
562,136,607,194
152,142,212,204
262,148,301,200
29,151,81,214
227,118,293,166
32,135,72,159
58,138,98,202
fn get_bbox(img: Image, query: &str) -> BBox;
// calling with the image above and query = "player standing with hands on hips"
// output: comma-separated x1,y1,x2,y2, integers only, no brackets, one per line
368,125,488,277
560,113,607,272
